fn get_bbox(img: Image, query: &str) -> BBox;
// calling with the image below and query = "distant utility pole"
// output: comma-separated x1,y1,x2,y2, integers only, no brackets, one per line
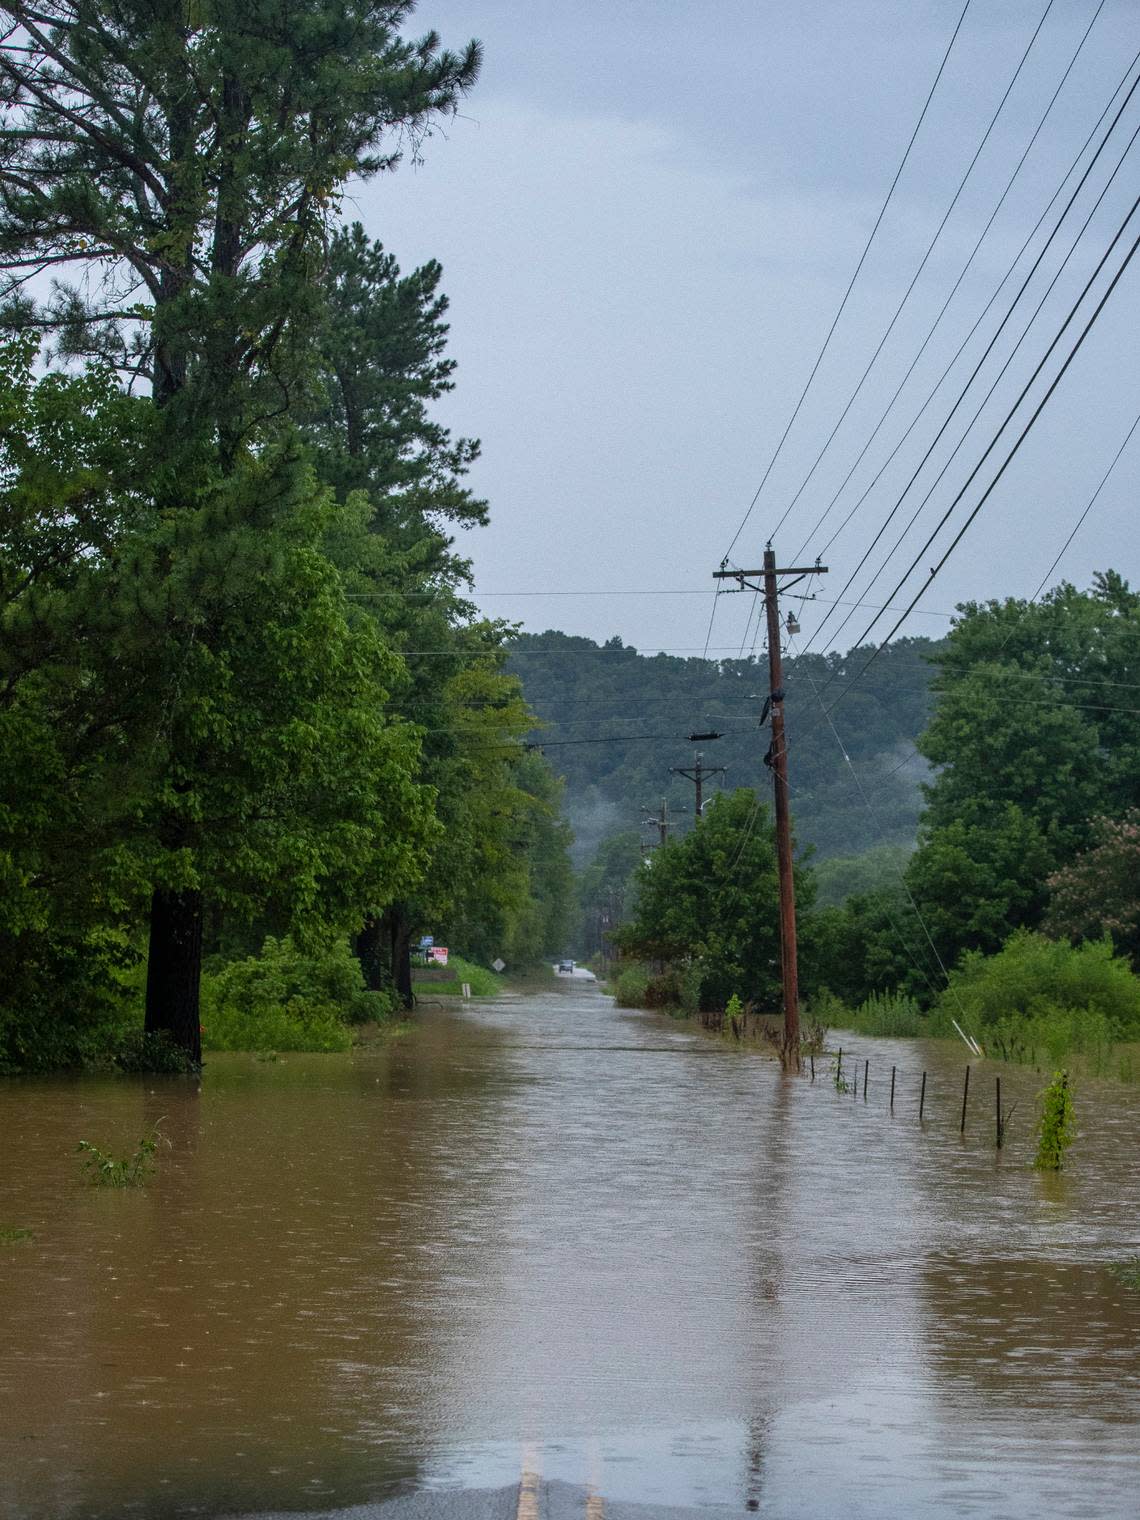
642,796,682,848
670,751,726,819
713,546,827,1066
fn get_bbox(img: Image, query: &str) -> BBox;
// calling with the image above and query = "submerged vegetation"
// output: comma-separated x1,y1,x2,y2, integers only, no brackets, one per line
1109,1259,1140,1291
77,1125,164,1188
1034,1073,1076,1171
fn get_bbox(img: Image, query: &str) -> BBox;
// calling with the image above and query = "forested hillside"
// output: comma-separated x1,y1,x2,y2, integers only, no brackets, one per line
508,629,943,865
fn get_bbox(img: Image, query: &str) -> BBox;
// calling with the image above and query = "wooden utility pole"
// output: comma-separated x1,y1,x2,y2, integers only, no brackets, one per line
713,548,827,1066
670,751,727,819
642,796,679,848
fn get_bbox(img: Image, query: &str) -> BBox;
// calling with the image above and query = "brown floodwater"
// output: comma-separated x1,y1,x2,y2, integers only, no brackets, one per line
1,978,1138,1519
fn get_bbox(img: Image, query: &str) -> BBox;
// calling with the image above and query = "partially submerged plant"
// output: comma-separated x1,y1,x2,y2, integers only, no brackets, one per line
723,992,743,1040
1034,1071,1075,1171
832,1050,850,1095
77,1122,165,1187
1109,1257,1140,1290
801,1019,828,1056
1,1225,33,1244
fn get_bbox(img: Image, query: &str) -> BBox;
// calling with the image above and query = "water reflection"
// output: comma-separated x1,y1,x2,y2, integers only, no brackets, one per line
1,989,1138,1517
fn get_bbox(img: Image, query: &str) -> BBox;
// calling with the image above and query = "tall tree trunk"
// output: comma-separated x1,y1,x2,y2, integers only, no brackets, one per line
144,887,203,1063
391,907,414,1009
355,914,388,992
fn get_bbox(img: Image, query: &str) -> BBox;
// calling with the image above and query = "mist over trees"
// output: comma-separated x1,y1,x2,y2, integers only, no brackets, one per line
508,629,939,862
559,571,1140,1033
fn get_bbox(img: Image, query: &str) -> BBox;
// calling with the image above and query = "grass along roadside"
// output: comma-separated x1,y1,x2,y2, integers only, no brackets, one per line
413,955,504,998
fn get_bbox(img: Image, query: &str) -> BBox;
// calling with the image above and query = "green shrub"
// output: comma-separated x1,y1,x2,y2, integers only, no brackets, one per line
807,988,849,1031
77,1123,163,1187
613,963,650,1008
1109,1257,1140,1289
0,928,142,1073
824,988,924,1037
644,968,686,1008
935,932,1140,1035
722,991,744,1039
109,1028,201,1074
1034,1070,1075,1170
200,936,375,1052
983,1003,1119,1073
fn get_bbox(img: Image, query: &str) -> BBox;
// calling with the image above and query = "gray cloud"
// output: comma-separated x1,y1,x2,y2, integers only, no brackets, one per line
357,0,1140,655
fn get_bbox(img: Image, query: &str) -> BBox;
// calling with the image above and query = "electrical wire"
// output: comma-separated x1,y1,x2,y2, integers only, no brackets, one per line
1006,405,1140,624
791,0,1110,560
771,0,1061,550
802,52,1140,658
721,0,974,562
826,199,1140,712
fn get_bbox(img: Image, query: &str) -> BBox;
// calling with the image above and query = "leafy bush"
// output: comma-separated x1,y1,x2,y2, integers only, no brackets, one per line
200,936,387,1052
1034,1071,1075,1170
644,968,686,1008
612,963,650,1008
930,932,1140,1057
822,988,924,1037
722,992,744,1039
923,932,1140,1070
1109,1257,1140,1289
77,1124,163,1187
109,1029,201,1074
852,990,924,1037
807,988,849,1030
980,1005,1118,1075
0,928,142,1073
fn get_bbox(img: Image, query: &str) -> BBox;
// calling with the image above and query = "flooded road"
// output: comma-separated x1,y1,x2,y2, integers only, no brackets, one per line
2,978,1139,1518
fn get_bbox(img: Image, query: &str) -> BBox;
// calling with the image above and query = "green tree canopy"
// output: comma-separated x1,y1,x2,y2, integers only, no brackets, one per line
617,788,813,1012
904,575,1140,973
1045,811,1140,969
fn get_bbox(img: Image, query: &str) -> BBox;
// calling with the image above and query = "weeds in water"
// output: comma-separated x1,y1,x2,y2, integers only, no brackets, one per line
1034,1072,1074,1171
1109,1257,1140,1290
1,1225,33,1244
77,1122,164,1187
801,1019,828,1057
832,1051,850,1094
722,992,743,1041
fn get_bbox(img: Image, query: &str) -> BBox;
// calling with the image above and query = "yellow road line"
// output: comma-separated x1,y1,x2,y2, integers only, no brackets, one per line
516,1467,540,1520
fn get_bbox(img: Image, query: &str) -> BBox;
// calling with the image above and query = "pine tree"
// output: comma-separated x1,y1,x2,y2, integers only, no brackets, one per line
0,2,480,1052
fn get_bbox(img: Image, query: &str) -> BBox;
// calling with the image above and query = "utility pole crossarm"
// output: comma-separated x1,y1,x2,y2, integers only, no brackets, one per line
671,753,727,819
712,566,828,578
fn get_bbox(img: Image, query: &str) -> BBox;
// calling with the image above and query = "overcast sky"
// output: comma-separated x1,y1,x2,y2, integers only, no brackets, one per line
355,0,1140,657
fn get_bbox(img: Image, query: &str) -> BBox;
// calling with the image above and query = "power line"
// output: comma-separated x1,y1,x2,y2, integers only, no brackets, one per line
801,50,1140,658
344,586,957,606
720,0,974,562
771,0,1062,550
1010,406,1140,619
828,198,1140,711
792,0,1110,560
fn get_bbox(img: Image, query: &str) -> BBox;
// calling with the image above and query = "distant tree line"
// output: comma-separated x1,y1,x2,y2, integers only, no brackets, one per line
604,575,1140,1040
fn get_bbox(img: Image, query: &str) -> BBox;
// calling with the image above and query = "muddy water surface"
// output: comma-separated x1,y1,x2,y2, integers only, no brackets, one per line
1,980,1138,1518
